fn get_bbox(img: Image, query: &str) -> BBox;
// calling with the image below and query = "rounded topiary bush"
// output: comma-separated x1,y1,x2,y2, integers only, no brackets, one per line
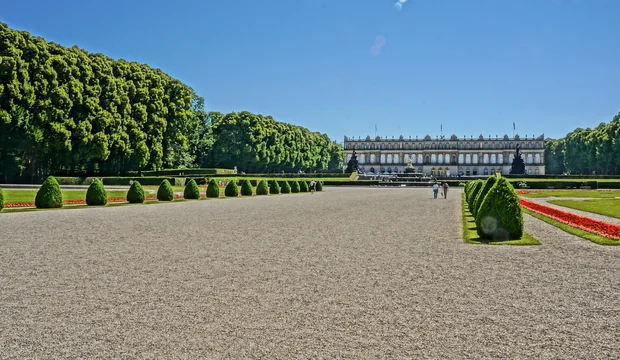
467,180,484,208
240,179,253,196
0,186,4,211
206,179,220,198
291,181,300,193
476,177,524,240
157,179,174,201
35,176,63,208
300,180,309,193
86,178,107,206
256,180,269,195
280,181,291,194
127,180,145,204
225,180,239,197
269,179,280,194
184,179,201,199
472,175,498,217
315,181,323,192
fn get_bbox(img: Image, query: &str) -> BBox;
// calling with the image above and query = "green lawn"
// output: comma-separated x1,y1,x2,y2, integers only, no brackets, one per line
461,196,540,245
519,190,620,199
547,199,620,219
3,189,129,204
522,208,620,246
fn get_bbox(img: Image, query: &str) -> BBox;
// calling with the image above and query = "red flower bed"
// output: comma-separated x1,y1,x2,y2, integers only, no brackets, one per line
5,194,186,208
520,199,620,240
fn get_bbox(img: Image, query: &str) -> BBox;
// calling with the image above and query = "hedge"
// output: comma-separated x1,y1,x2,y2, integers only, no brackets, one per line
128,168,234,176
509,180,599,190
102,177,183,186
86,178,107,206
35,176,63,208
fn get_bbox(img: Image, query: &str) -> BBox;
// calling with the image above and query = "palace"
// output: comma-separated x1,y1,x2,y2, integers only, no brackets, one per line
343,133,546,176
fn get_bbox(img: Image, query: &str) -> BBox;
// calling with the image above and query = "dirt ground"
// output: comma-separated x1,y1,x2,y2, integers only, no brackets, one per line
1,187,619,359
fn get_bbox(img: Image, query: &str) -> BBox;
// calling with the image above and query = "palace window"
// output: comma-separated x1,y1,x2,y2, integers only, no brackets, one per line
387,154,393,164
394,154,400,164
535,168,540,175
431,154,437,164
370,154,376,163
534,154,541,164
498,154,504,164
380,154,385,164
417,154,423,164
359,154,365,164
438,154,443,164
431,168,436,176
483,154,489,164
472,154,479,164
484,168,489,175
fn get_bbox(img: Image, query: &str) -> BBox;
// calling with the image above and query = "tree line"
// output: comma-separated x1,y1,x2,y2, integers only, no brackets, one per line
545,112,620,175
0,23,343,182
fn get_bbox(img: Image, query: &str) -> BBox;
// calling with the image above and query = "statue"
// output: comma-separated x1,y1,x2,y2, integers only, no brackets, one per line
345,150,361,174
404,157,416,174
509,143,526,175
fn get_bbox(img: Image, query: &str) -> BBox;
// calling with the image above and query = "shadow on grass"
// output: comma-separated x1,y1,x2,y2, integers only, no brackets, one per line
462,196,540,246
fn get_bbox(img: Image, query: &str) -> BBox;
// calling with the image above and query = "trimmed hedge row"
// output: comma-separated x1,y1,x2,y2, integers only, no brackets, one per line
508,180,599,190
465,175,524,240
129,168,235,176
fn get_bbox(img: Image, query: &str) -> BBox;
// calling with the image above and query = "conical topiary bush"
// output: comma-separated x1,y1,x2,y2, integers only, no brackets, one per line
240,179,253,196
467,180,484,209
476,177,524,240
315,181,323,192
300,180,309,193
86,178,107,206
225,180,239,197
35,176,63,208
184,179,200,199
0,186,4,211
280,181,291,194
256,180,269,195
291,180,300,193
269,179,280,194
207,179,220,198
157,179,174,201
472,175,498,218
127,180,145,204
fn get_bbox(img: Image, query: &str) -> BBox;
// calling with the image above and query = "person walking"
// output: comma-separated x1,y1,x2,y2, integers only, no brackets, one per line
442,182,449,199
310,180,316,194
433,183,439,199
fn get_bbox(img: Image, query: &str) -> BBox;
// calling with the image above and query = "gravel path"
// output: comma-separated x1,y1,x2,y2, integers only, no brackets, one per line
523,197,620,226
1,187,619,359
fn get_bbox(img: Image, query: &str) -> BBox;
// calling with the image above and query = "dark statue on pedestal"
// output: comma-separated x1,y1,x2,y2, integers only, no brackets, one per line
509,144,526,175
345,150,361,174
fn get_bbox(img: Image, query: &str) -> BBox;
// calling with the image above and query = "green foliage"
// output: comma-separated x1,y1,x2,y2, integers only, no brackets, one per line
184,179,200,199
206,179,220,198
225,180,239,197
0,186,4,211
0,23,345,183
86,178,108,206
240,179,253,196
472,176,498,217
127,181,145,204
300,180,309,192
476,177,524,240
280,180,291,194
269,180,280,194
35,176,63,208
256,180,269,195
291,181,300,193
315,181,323,191
157,179,174,201
467,180,484,207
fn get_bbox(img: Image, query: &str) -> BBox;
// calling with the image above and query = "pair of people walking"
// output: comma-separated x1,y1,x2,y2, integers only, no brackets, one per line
433,182,449,199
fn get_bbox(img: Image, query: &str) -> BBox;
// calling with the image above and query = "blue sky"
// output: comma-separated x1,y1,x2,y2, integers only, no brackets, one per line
2,0,620,143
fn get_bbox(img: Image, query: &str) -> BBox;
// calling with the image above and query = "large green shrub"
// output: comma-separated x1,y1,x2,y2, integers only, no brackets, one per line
86,178,107,206
157,179,174,201
280,180,291,194
472,176,498,217
207,179,220,198
0,186,4,211
127,180,145,203
256,180,269,195
269,179,280,194
476,177,524,240
35,176,63,208
315,181,323,191
240,179,253,196
300,180,309,193
291,180,300,193
225,180,239,197
184,179,200,199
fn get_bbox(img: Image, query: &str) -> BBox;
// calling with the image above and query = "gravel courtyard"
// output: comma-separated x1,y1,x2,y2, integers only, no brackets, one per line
1,187,619,359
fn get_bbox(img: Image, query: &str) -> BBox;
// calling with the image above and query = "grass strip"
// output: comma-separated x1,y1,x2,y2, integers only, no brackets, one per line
547,199,620,220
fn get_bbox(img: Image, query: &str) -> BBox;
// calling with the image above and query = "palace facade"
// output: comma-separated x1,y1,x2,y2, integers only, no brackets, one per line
344,133,545,176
